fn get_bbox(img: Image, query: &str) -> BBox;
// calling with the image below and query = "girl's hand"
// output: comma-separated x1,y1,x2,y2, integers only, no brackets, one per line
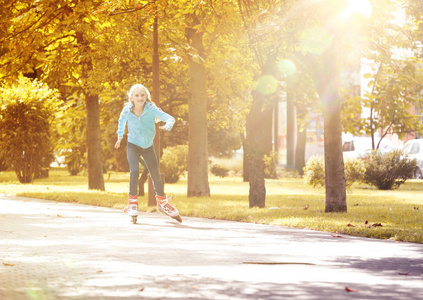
159,125,170,131
114,140,121,149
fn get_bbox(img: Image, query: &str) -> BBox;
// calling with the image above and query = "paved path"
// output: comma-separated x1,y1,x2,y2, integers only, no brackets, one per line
1,194,422,300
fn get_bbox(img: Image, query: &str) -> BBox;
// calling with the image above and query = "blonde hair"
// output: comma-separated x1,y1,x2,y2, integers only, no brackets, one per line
127,84,152,106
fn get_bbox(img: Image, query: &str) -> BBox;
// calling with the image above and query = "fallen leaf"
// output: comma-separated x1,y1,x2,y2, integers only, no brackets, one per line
414,207,419,210
331,234,343,238
97,270,103,273
398,272,409,275
139,287,145,291
57,214,62,217
2,262,15,266
304,205,309,210
347,223,355,227
345,287,359,293
372,223,383,227
363,220,368,225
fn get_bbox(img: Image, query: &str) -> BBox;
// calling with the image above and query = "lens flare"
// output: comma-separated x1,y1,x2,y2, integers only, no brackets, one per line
256,75,278,95
63,255,77,268
345,0,372,18
300,27,333,54
277,60,297,77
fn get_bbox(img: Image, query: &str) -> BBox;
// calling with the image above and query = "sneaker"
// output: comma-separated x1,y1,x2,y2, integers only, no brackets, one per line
156,194,179,217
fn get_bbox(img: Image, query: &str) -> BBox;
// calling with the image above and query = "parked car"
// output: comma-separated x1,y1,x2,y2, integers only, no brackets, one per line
342,136,396,159
402,139,423,179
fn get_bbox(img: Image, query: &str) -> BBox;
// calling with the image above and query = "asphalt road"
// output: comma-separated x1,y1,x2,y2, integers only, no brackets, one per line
1,194,422,299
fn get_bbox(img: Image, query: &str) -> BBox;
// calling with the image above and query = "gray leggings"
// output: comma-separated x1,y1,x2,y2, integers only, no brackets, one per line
127,142,164,197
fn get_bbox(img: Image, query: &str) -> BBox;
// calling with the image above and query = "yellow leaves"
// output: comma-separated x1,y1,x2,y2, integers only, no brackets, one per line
144,55,153,64
363,72,373,79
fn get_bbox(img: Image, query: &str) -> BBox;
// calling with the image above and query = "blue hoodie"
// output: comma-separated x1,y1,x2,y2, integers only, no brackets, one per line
117,102,175,149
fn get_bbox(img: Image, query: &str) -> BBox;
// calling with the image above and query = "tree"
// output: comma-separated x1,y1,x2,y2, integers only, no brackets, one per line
294,0,362,212
342,1,423,146
185,14,211,197
0,77,60,183
0,0,111,190
268,0,367,212
163,0,252,197
282,67,319,175
235,0,286,207
0,0,162,190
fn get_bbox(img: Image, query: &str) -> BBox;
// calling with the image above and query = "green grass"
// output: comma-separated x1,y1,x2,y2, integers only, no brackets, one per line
1,168,422,243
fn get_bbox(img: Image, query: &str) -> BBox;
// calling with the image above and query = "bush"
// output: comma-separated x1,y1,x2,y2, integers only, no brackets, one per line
263,152,277,179
0,77,60,183
56,99,86,176
210,164,229,178
303,156,366,190
362,149,416,190
344,157,366,189
160,145,188,183
304,156,325,188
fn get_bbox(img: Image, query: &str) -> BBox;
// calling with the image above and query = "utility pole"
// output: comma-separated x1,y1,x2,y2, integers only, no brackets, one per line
148,10,160,206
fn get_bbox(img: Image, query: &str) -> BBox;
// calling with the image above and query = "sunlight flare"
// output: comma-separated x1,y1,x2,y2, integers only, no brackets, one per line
344,0,372,18
256,75,278,95
277,60,297,77
300,27,333,54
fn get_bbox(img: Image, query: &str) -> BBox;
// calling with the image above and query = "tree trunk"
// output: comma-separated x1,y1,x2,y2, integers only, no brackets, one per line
186,16,210,197
241,132,249,182
302,43,347,213
246,91,266,208
245,53,277,208
262,107,273,155
295,124,307,176
138,168,148,196
313,50,347,212
76,31,105,191
85,93,105,191
286,91,296,168
322,89,346,212
263,105,277,179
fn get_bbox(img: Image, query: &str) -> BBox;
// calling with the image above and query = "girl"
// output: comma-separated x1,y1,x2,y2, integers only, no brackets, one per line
115,84,179,219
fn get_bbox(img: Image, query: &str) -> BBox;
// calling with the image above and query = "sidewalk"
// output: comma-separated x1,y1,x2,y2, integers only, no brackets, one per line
1,194,422,300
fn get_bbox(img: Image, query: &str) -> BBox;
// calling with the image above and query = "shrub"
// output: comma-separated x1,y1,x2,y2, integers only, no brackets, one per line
263,152,278,179
210,164,229,178
362,149,416,190
303,156,366,190
0,77,61,183
304,156,325,188
56,99,86,176
160,145,188,183
344,157,366,189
